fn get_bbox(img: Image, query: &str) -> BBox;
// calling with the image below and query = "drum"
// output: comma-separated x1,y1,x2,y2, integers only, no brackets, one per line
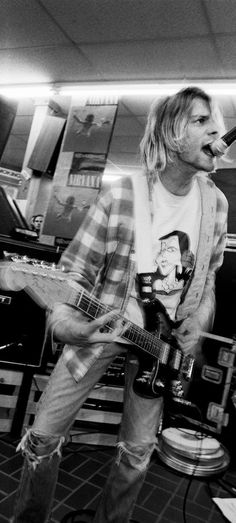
156,427,230,477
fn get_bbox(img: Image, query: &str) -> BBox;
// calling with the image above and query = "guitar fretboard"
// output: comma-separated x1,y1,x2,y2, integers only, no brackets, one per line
6,261,172,364
71,289,170,363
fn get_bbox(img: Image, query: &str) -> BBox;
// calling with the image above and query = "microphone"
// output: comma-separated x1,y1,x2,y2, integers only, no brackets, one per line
210,126,236,157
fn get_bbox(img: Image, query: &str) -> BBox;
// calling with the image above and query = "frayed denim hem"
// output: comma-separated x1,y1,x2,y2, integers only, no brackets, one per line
16,428,65,470
116,440,156,471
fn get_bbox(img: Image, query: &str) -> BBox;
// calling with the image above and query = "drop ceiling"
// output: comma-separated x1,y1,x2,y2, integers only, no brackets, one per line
1,0,236,86
1,0,236,171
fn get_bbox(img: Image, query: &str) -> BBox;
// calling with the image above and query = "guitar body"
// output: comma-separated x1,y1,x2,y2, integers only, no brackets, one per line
133,298,181,399
132,353,166,399
0,258,194,401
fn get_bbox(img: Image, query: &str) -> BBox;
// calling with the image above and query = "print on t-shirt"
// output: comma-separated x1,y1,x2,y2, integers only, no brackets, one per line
153,230,194,295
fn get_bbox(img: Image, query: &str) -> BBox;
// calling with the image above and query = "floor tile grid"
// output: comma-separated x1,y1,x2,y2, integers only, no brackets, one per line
0,434,235,523
51,445,115,522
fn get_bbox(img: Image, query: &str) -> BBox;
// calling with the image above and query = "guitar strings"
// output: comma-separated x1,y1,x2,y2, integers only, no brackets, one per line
22,265,181,362
72,288,174,361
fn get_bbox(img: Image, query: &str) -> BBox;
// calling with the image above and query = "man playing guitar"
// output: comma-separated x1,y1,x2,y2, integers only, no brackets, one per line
11,86,228,523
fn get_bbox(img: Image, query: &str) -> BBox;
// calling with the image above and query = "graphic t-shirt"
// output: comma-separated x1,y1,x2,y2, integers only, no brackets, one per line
125,174,201,329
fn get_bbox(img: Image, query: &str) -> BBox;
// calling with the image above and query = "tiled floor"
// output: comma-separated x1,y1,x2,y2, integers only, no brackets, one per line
0,432,235,523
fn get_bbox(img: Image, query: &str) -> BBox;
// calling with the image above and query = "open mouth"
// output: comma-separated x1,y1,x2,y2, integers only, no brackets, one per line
202,144,215,157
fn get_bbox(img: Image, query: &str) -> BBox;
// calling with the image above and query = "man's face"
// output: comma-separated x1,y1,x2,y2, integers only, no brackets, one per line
34,217,43,231
178,98,220,173
155,235,181,276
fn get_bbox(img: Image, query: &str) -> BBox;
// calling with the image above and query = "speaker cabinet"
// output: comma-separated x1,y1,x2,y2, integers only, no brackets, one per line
0,289,48,368
214,250,236,339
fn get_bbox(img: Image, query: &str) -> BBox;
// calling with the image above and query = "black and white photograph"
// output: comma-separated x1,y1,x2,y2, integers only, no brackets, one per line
0,3,235,523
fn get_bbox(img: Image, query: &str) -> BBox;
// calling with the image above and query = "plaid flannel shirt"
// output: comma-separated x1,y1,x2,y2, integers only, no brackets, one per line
57,173,228,381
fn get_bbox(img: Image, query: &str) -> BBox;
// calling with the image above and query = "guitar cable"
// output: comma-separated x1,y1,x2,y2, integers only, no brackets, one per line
181,416,206,523
163,407,209,523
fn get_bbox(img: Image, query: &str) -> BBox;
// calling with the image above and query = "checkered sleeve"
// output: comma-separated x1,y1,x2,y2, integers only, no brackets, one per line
51,178,134,382
58,186,113,292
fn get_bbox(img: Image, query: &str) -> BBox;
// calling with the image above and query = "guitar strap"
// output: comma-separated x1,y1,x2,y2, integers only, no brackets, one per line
132,171,154,300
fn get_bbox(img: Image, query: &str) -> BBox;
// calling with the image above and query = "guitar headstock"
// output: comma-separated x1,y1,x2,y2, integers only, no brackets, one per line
0,255,75,310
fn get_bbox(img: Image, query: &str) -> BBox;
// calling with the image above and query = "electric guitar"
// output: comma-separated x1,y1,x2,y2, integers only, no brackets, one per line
0,257,194,400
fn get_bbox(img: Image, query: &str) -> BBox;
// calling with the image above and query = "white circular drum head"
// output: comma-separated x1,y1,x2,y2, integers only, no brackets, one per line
161,428,220,454
157,427,230,477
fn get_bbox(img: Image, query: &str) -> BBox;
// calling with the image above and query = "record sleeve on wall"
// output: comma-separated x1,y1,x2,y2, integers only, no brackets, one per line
67,152,105,188
42,184,99,240
63,104,117,154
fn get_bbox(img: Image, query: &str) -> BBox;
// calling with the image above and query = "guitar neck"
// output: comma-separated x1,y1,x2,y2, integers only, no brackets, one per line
72,288,167,360
1,260,169,362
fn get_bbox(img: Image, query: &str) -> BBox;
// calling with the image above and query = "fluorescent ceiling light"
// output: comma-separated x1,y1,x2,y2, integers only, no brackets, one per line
0,85,54,99
59,82,236,97
0,81,235,99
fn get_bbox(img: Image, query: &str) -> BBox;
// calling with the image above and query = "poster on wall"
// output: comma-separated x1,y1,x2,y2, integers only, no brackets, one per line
42,185,99,240
63,104,117,154
67,152,106,188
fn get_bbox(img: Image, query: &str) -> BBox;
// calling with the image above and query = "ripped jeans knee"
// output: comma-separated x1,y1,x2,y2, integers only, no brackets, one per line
116,440,156,472
17,429,65,470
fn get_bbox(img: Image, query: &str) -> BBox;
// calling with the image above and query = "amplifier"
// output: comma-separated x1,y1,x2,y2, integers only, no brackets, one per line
167,336,236,437
0,288,48,368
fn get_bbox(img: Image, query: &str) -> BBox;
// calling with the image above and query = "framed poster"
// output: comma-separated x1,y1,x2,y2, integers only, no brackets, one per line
42,185,99,240
67,152,106,188
63,104,117,154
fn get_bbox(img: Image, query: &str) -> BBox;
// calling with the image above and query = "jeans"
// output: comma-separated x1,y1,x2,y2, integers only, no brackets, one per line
12,343,163,523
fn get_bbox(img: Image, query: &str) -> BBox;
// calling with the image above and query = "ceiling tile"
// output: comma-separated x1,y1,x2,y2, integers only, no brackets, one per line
81,36,223,81
0,0,235,86
0,0,69,48
0,47,101,84
215,36,236,75
205,0,236,34
44,0,210,43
